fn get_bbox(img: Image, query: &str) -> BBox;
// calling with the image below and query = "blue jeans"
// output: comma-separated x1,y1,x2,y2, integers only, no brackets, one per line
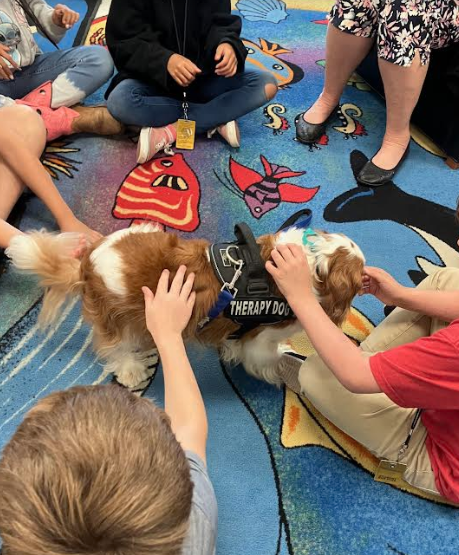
107,71,277,133
0,46,114,108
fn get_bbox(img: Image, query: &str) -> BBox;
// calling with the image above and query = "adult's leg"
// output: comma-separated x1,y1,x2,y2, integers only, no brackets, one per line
0,46,114,107
0,105,46,249
362,1,432,170
303,2,376,125
372,52,428,169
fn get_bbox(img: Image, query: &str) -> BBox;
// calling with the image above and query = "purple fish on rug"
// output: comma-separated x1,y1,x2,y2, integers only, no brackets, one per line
215,154,319,219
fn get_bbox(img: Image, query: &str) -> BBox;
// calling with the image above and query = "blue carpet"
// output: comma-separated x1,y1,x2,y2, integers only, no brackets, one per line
1,1,459,554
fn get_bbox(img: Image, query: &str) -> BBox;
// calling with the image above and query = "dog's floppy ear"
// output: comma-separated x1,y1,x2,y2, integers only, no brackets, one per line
313,247,363,327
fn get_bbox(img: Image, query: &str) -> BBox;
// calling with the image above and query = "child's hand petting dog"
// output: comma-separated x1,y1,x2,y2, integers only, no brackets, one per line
142,266,196,347
266,244,313,306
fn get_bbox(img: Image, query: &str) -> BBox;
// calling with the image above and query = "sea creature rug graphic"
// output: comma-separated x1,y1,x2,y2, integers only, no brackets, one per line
2,1,459,555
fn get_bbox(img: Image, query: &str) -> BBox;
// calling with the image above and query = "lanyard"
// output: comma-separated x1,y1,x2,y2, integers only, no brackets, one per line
397,409,422,462
170,0,189,119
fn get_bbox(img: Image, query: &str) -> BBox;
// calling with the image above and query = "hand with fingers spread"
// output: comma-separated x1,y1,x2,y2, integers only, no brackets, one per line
167,54,202,87
215,43,237,77
52,4,80,29
265,243,312,307
0,45,20,81
360,266,407,306
142,266,196,346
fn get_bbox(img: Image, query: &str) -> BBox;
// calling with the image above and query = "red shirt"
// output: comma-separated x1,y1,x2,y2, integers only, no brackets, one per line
369,319,459,503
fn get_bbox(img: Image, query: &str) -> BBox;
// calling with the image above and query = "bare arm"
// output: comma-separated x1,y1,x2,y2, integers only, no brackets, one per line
363,266,459,322
158,337,208,462
142,267,208,463
267,245,380,394
291,295,378,393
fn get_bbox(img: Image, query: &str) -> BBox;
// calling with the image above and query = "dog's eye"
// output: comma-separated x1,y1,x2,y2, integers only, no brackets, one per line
161,160,173,167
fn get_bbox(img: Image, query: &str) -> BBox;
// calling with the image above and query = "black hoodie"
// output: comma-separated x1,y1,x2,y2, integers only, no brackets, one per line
105,0,247,97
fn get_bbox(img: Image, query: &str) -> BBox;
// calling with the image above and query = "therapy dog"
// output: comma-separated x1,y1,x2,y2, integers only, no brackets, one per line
7,218,365,387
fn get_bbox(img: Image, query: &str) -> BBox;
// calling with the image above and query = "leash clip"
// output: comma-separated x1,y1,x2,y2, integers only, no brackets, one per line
221,259,244,297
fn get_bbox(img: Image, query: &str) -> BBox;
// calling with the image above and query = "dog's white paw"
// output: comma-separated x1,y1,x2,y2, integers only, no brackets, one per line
106,357,150,389
116,362,150,389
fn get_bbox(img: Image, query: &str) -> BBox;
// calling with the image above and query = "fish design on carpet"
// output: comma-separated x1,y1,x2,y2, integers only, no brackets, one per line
243,38,304,88
333,103,368,140
40,140,80,180
236,0,288,23
215,155,319,219
263,103,290,135
324,150,459,283
113,153,201,232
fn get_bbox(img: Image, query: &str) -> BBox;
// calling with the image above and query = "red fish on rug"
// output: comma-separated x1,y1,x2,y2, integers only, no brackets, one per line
215,154,319,219
113,154,201,232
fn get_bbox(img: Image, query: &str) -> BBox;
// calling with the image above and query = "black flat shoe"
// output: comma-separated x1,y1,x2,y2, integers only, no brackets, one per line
295,105,339,144
357,146,410,187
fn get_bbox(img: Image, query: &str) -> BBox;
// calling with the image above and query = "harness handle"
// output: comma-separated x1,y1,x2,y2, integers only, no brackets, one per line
234,223,270,294
234,223,265,278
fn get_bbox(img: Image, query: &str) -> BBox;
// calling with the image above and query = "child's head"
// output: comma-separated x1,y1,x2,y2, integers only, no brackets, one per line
0,385,193,555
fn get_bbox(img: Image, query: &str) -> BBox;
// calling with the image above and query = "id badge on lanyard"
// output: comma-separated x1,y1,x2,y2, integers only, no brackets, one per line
176,92,196,150
171,0,196,150
374,409,422,486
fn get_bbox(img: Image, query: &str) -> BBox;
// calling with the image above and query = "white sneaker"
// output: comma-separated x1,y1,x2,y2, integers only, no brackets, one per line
207,120,240,148
137,126,175,164
278,351,305,394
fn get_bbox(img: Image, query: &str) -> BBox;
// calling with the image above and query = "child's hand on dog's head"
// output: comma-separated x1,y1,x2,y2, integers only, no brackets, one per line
266,244,313,306
142,266,196,346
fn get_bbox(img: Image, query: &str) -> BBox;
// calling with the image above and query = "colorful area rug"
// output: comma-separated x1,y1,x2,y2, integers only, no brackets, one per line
1,1,459,554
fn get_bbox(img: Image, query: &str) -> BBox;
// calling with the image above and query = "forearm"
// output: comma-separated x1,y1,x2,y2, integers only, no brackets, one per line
395,287,459,322
0,131,74,226
158,336,208,460
290,296,380,393
28,0,66,42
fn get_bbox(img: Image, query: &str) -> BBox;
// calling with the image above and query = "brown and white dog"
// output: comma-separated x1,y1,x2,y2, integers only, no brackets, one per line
6,223,365,387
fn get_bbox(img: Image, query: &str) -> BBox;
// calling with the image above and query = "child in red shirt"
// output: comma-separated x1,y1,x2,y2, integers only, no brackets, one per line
268,243,459,504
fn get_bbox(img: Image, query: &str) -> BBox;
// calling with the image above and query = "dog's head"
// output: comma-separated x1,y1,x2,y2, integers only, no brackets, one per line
274,227,365,326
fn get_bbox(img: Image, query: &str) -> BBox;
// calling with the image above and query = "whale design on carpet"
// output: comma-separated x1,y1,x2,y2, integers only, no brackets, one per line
324,150,459,283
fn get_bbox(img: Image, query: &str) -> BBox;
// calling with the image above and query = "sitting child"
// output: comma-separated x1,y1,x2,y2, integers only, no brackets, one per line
268,234,459,504
0,266,217,554
0,0,122,139
105,0,278,163
0,104,99,250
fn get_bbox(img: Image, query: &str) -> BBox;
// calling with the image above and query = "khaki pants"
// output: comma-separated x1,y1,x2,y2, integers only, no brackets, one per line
281,268,459,497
